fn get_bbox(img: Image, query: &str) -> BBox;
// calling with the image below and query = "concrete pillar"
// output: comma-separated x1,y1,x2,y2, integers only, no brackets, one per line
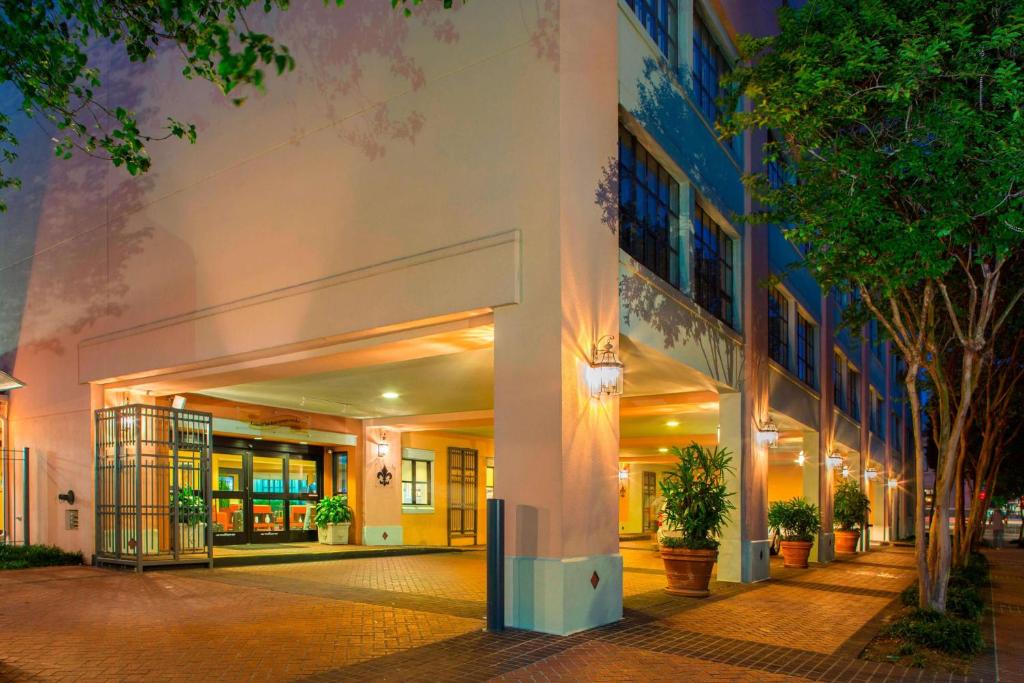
817,292,835,563
802,430,828,563
361,426,402,546
718,391,769,583
492,0,620,636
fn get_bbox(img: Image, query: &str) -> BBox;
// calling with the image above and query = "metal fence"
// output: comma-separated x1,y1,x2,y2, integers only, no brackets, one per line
94,405,213,569
1,448,29,545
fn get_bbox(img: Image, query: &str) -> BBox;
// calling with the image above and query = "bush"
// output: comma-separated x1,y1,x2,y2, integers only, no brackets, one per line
659,443,735,550
768,497,821,542
899,582,984,620
833,479,870,532
0,544,83,570
886,609,984,656
952,552,990,588
313,494,353,527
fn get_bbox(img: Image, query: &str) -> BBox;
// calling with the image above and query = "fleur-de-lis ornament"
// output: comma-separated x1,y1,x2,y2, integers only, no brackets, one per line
377,464,393,487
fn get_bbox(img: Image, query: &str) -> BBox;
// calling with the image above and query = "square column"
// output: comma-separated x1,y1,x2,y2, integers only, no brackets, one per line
717,391,770,583
803,430,832,562
492,0,620,636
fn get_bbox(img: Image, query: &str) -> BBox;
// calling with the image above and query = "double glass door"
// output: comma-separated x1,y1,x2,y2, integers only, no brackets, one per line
211,438,323,545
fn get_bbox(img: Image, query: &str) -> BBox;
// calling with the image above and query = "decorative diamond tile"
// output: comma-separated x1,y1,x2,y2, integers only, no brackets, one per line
591,571,600,589
382,531,389,541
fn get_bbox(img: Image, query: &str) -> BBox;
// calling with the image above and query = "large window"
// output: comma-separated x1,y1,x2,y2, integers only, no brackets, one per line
693,202,734,325
795,314,816,387
625,0,678,68
402,458,432,506
833,352,845,410
848,367,861,420
768,288,789,368
332,451,348,495
692,9,729,126
619,124,681,289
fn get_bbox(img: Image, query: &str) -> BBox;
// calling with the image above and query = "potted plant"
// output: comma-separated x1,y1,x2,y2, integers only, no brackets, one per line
658,443,735,597
314,494,353,545
833,479,870,553
172,486,207,551
768,497,821,568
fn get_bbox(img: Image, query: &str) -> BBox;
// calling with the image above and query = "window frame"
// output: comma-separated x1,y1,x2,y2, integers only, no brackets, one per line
795,313,816,388
692,200,735,327
331,450,348,496
691,7,729,127
833,351,845,410
848,366,861,420
624,0,679,69
767,288,790,368
401,458,433,507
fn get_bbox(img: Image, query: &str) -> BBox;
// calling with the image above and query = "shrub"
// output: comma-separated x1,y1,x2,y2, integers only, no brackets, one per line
886,609,984,656
768,497,821,542
659,443,735,550
833,479,870,532
0,544,83,570
313,494,353,527
952,552,990,588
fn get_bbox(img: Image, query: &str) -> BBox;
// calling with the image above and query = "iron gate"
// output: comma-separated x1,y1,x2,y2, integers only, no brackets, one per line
448,447,478,544
0,448,29,545
94,405,213,569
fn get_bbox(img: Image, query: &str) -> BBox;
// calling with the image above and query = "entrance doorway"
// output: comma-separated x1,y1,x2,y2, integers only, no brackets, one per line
211,437,324,545
447,447,478,545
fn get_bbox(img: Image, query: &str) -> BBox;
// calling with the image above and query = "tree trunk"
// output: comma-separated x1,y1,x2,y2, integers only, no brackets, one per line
906,371,933,609
952,450,966,567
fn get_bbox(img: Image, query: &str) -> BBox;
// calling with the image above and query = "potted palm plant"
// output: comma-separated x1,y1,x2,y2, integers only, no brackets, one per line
768,497,821,568
314,494,353,545
833,479,870,553
658,443,734,597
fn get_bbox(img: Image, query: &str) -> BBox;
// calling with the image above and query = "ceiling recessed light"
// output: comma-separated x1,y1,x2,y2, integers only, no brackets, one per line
254,436,263,440
381,391,400,400
665,420,679,428
658,447,669,453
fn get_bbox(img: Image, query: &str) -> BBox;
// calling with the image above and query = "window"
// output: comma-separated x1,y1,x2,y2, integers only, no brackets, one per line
795,314,815,387
869,320,885,361
692,9,729,126
401,458,432,506
891,410,902,451
833,352,845,410
848,367,861,420
768,288,789,368
485,457,494,499
332,451,348,495
869,390,883,435
619,124,681,289
625,0,678,68
693,202,735,325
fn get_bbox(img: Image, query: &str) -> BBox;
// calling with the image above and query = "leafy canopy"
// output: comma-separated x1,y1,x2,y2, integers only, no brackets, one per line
658,443,735,550
0,0,455,210
720,0,1024,300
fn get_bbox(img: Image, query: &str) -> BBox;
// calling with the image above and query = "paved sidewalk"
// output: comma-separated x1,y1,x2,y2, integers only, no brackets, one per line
981,548,1024,683
0,545,1003,682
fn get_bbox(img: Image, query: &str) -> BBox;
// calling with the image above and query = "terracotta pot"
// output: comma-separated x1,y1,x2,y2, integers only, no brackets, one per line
835,530,860,554
780,540,813,568
660,546,718,597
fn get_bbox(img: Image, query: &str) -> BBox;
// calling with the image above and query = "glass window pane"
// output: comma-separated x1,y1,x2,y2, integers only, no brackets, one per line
252,499,285,532
252,455,284,493
416,460,429,482
289,500,314,531
334,453,348,495
213,452,243,492
414,483,429,505
213,498,244,533
402,483,413,505
402,459,413,481
288,458,317,495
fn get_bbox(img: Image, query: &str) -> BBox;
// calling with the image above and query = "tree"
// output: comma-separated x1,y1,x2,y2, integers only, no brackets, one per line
721,0,1024,612
0,0,456,210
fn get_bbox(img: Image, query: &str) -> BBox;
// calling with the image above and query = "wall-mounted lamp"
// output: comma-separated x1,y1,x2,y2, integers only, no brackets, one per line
618,467,629,497
171,395,187,410
589,336,624,397
795,451,806,466
0,370,25,391
827,451,844,468
865,466,879,481
841,464,851,478
756,417,779,448
376,432,390,458
887,477,898,490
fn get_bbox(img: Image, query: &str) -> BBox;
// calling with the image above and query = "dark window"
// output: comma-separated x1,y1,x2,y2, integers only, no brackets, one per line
619,124,681,289
891,410,902,451
796,314,816,387
869,391,883,435
625,0,678,68
693,202,734,325
692,10,729,126
332,451,348,495
848,367,861,420
768,288,789,368
870,320,885,361
833,352,845,410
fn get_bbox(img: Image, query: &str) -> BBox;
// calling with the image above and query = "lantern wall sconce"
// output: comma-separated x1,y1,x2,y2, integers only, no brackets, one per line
589,335,624,397
795,451,806,466
887,477,898,490
618,467,629,497
827,451,844,468
841,464,851,478
755,417,779,448
376,432,390,458
865,466,879,481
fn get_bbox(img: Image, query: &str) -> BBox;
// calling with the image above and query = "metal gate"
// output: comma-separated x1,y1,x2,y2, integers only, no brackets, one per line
95,404,213,569
447,447,477,545
642,471,657,532
0,448,29,545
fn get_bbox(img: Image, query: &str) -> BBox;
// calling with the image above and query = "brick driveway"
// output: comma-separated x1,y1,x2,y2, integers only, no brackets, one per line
0,545,1003,681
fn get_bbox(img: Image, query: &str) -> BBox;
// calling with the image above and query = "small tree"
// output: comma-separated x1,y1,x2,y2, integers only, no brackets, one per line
833,480,871,532
768,498,822,542
659,443,735,549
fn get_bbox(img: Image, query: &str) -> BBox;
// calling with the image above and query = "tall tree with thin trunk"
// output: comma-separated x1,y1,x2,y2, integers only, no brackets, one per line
721,0,1024,612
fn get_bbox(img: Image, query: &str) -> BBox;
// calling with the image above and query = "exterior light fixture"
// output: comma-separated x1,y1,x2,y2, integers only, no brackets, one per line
865,466,879,481
887,477,898,490
827,451,844,467
381,391,400,400
377,432,390,458
795,451,806,466
756,417,779,448
658,447,669,453
0,370,25,392
618,467,630,481
589,336,624,397
665,420,680,428
171,395,187,410
842,464,851,478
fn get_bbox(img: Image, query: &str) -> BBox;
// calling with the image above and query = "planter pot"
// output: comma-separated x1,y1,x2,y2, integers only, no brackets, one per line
835,530,860,554
660,546,718,597
177,523,207,551
780,540,813,568
317,522,351,545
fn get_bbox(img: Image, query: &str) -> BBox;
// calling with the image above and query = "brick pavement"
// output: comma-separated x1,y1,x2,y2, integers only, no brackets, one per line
0,544,1013,682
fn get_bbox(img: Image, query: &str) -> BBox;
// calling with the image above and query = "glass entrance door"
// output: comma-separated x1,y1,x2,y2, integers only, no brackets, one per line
212,438,324,546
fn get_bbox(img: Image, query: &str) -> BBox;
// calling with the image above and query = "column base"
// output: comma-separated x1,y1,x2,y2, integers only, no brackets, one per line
362,525,403,545
505,554,623,635
816,532,835,563
717,539,771,583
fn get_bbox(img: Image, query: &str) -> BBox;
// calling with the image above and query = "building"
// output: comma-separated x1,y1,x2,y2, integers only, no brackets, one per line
0,0,912,635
